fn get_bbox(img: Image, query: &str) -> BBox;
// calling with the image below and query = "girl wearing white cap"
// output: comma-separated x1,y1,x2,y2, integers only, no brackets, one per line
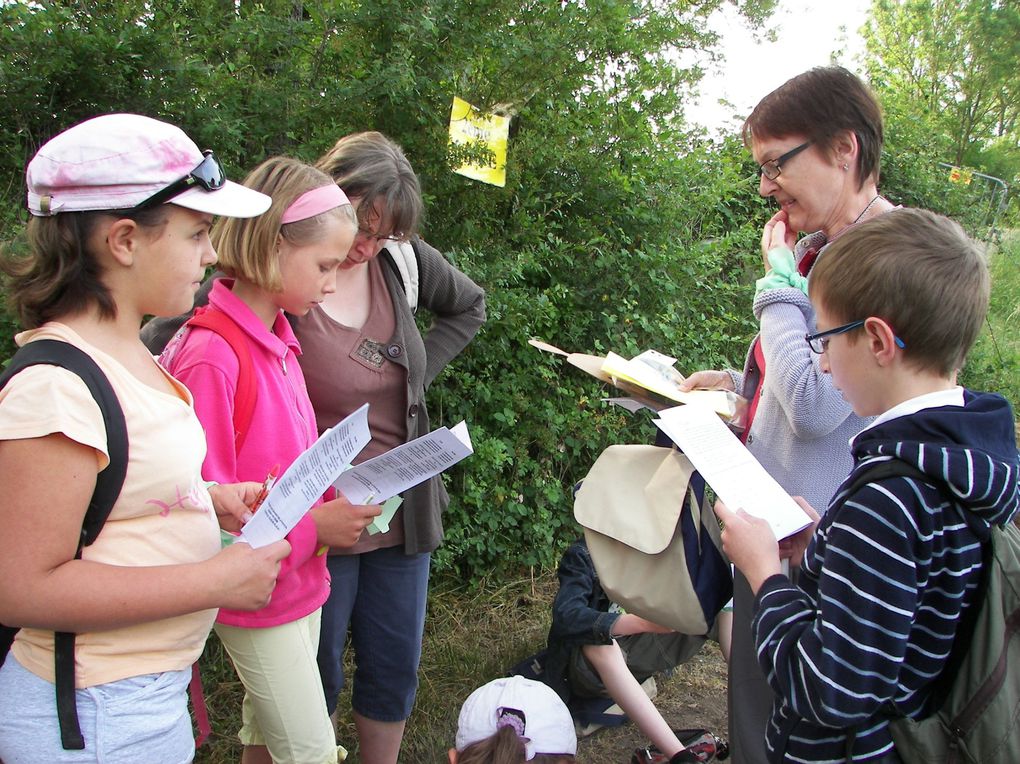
0,114,290,763
452,675,578,764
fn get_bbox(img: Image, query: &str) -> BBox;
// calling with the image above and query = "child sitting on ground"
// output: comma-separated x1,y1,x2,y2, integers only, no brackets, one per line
543,538,726,763
716,208,1019,763
450,675,577,763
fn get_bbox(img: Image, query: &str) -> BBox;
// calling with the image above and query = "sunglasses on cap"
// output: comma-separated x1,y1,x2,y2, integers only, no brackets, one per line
134,150,226,209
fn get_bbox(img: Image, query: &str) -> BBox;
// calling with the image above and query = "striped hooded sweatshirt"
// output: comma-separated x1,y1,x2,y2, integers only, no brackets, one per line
752,389,1019,763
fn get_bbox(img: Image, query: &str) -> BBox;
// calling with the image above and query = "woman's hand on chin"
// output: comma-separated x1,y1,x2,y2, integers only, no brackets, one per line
761,210,796,271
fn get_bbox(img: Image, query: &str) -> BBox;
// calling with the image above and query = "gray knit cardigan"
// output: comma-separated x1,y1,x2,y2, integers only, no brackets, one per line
726,231,873,511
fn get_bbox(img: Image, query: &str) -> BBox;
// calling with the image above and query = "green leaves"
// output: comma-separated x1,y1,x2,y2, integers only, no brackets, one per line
864,0,1020,229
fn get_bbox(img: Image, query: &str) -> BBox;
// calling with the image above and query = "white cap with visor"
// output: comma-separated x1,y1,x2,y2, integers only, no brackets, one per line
26,113,270,218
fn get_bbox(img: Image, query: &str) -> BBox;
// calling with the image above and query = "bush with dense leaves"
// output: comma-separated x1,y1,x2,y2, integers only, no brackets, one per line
2,0,995,579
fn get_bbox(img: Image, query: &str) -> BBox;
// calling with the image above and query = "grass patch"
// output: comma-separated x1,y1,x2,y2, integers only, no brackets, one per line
194,571,558,763
961,230,1020,410
192,568,729,763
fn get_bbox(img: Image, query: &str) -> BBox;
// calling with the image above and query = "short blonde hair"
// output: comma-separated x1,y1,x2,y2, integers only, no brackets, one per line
213,156,356,290
315,132,423,239
809,208,989,376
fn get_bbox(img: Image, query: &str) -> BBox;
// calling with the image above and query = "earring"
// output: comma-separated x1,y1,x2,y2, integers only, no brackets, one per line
843,163,849,171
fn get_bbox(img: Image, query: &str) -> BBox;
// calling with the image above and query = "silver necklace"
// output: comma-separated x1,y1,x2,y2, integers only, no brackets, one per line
852,194,884,225
831,194,885,242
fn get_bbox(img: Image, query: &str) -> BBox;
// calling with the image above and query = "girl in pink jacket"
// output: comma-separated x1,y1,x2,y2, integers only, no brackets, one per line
162,157,380,764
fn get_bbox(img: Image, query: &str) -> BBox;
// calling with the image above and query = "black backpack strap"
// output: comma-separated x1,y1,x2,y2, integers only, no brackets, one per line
839,458,932,499
2,340,129,544
0,339,128,750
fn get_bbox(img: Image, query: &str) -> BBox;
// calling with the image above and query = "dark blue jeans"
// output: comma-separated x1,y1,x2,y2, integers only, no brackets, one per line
316,546,430,720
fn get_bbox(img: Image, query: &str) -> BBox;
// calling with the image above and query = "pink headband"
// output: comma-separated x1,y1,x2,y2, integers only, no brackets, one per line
281,184,350,224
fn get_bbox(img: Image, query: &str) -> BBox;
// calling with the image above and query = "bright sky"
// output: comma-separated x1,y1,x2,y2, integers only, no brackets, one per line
687,0,874,133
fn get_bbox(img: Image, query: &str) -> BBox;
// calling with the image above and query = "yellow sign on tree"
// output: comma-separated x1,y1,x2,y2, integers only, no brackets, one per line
948,166,973,185
448,96,510,188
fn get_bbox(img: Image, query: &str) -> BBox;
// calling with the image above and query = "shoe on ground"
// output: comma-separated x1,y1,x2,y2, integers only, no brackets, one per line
629,728,729,763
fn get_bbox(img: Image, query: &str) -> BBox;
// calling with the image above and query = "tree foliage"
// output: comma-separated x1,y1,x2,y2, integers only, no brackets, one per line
862,0,1020,227
15,1,1009,579
0,0,782,577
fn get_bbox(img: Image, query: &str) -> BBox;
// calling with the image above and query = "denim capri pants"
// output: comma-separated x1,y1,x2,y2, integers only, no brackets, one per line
316,545,430,721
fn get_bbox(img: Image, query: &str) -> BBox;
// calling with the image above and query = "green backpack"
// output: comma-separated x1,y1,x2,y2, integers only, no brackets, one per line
845,460,1020,763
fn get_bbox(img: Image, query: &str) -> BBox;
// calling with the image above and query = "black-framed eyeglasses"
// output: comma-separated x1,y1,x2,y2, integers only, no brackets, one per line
134,150,226,209
759,141,812,181
805,319,906,354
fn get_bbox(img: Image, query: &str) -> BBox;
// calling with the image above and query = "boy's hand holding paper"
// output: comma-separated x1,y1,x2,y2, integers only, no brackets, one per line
716,486,819,592
714,500,783,593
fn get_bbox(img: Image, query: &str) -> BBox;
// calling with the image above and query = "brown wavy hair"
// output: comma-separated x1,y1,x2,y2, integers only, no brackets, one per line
3,207,168,329
742,66,883,190
315,131,423,240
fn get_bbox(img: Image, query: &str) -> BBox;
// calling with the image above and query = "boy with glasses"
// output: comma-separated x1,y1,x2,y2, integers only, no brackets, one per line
716,208,1018,763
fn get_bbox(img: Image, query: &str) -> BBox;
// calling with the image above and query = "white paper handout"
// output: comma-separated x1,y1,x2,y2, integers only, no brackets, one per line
603,397,653,414
601,351,738,418
333,421,473,505
241,404,371,548
654,404,811,540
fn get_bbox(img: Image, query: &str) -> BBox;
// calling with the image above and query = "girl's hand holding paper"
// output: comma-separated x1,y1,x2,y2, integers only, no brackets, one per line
311,494,381,549
210,481,263,532
776,497,820,569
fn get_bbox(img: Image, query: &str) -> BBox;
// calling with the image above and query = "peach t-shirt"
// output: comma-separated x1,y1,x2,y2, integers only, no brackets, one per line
0,323,220,688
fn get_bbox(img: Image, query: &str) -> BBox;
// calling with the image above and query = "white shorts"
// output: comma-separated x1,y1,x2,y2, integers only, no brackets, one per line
0,655,194,764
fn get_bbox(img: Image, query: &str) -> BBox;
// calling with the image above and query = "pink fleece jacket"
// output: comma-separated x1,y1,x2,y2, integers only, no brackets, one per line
162,280,328,628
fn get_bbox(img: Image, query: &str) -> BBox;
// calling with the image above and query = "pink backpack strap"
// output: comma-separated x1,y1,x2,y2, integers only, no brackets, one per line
185,306,257,451
189,663,212,747
173,305,255,748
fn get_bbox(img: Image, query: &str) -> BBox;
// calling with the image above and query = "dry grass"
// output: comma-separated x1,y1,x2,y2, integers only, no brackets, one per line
193,569,729,763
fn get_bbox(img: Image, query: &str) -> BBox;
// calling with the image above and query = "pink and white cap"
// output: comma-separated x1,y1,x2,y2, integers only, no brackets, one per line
26,113,270,218
455,676,577,760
